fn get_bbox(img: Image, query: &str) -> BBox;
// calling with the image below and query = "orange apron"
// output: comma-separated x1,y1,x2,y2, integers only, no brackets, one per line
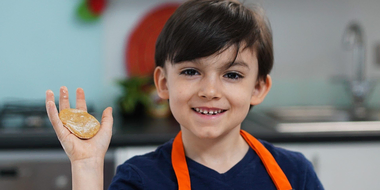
171,130,293,190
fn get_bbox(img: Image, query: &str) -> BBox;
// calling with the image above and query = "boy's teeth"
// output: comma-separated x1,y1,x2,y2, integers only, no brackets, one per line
194,108,223,115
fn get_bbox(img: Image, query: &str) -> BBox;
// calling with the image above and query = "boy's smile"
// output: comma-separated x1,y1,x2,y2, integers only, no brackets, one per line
191,106,227,121
192,107,226,115
154,45,271,140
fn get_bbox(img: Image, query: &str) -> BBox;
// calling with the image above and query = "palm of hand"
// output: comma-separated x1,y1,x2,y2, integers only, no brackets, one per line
46,86,113,162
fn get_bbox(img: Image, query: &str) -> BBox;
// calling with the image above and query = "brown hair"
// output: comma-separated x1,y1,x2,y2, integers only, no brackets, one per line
155,0,273,81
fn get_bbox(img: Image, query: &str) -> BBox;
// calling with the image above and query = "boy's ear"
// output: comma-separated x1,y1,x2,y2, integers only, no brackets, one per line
250,75,272,105
154,66,169,100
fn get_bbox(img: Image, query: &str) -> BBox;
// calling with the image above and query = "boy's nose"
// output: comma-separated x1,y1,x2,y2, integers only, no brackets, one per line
198,77,222,100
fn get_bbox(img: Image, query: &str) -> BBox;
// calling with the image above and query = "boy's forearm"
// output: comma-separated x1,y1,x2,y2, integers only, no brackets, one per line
71,158,104,190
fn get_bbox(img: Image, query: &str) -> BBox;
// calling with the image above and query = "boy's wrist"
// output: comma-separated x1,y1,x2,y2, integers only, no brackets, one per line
71,158,104,176
71,157,104,190
71,156,104,167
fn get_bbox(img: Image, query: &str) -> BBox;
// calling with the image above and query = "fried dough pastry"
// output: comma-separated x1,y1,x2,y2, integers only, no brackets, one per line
59,108,100,139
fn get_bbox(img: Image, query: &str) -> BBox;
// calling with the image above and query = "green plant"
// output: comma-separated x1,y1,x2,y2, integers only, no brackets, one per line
117,76,152,114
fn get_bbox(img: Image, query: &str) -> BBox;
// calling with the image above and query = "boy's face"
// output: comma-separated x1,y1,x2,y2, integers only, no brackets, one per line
154,46,271,139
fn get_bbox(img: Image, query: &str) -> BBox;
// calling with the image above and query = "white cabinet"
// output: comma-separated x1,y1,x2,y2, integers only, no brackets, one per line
115,146,157,169
276,142,380,190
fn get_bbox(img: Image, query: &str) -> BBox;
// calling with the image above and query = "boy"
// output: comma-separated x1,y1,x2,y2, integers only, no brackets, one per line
46,0,324,189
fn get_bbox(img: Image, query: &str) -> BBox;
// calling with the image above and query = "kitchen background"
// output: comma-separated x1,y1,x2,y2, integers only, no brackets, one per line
1,0,380,113
1,0,380,189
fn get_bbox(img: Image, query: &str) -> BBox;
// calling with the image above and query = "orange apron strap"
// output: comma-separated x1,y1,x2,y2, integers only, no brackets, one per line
240,130,293,190
172,131,191,190
171,130,292,190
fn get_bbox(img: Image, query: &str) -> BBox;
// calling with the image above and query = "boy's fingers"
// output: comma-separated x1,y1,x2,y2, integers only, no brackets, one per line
76,88,87,111
59,86,70,112
45,90,55,104
46,101,70,142
96,107,113,141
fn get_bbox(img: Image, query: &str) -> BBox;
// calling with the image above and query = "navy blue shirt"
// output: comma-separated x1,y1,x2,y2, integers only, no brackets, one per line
109,139,324,190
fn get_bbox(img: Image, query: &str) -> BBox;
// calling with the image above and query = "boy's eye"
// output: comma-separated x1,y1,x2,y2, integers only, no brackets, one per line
180,69,199,76
224,72,243,80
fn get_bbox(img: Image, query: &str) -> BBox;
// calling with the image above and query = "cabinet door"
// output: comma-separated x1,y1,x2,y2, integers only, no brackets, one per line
276,142,380,190
115,146,157,168
0,150,114,190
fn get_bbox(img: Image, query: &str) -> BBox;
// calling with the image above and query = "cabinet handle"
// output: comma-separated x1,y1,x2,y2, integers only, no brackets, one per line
0,167,18,178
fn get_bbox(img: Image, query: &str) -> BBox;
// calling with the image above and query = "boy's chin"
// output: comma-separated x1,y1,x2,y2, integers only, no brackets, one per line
181,124,241,140
191,129,228,140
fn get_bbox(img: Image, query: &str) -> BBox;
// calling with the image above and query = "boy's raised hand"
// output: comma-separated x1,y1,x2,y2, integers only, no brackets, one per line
45,86,113,163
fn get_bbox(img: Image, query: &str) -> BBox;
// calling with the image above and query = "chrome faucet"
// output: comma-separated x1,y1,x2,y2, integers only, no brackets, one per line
342,21,374,119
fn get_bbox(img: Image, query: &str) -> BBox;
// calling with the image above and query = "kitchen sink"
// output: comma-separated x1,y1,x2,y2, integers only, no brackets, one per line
265,106,351,123
265,106,380,122
248,106,380,134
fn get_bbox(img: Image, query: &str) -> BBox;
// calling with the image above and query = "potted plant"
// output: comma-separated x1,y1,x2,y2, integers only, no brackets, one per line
117,76,152,119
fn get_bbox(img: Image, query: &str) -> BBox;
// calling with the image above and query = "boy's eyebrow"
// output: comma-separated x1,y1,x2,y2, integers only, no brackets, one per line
185,59,250,70
224,61,250,70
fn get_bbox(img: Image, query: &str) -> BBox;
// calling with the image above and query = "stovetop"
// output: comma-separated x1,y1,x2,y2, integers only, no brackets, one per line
0,100,94,133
